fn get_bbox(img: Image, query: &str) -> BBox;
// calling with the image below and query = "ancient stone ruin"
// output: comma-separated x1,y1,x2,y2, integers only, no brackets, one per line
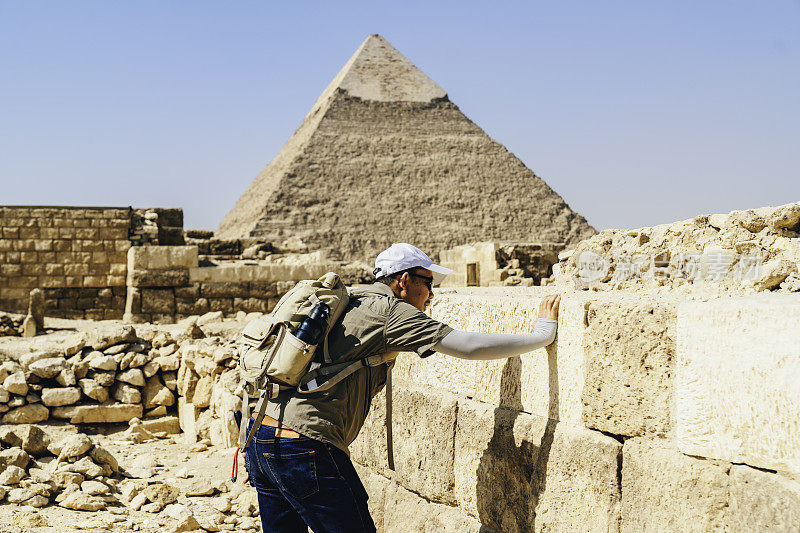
1,32,799,533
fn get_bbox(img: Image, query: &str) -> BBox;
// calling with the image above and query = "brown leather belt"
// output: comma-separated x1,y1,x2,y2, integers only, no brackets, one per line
250,412,302,439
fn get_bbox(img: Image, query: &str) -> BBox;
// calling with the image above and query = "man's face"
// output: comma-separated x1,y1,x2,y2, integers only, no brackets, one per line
398,267,435,312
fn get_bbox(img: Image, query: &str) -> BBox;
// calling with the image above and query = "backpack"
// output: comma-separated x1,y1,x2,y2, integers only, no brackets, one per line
232,272,398,474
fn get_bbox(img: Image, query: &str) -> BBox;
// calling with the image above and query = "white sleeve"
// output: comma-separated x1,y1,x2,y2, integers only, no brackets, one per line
432,318,557,361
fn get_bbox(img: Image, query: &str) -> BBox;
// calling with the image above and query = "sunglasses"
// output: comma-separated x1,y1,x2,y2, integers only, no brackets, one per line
409,273,434,291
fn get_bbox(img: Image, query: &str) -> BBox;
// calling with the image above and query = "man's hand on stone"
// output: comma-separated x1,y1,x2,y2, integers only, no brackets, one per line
539,294,561,320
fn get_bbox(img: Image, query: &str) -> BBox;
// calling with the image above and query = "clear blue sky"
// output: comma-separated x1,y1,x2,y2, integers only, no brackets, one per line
2,1,798,232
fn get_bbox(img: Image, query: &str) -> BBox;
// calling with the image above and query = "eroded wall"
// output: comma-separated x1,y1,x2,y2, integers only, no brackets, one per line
350,287,800,532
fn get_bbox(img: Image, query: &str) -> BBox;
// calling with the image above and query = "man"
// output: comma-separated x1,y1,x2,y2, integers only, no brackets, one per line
245,243,560,532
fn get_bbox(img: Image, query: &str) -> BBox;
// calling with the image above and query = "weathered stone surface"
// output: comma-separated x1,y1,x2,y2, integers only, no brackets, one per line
583,296,677,437
92,370,116,387
29,356,68,378
622,438,728,532
128,268,189,288
0,464,26,484
0,447,30,470
58,433,93,460
140,415,181,435
392,386,458,504
395,288,589,424
6,487,35,504
454,399,547,531
532,422,622,532
676,294,800,475
727,465,800,529
156,354,180,371
192,374,213,408
4,370,29,395
12,510,49,528
143,375,175,408
0,385,9,403
2,403,48,424
89,324,137,351
64,333,87,356
62,456,104,478
55,366,77,387
143,482,180,505
41,386,82,406
112,382,141,404
78,378,109,402
89,354,118,371
197,310,223,325
51,402,142,423
16,424,50,455
117,367,146,386
90,445,119,473
59,490,105,511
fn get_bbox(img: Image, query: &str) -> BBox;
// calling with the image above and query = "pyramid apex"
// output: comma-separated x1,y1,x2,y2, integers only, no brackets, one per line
318,34,447,103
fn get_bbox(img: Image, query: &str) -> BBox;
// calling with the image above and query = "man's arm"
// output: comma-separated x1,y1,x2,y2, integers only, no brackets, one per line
432,295,560,361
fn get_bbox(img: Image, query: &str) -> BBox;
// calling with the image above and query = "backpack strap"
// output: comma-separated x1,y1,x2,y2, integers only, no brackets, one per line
386,369,395,471
296,352,397,394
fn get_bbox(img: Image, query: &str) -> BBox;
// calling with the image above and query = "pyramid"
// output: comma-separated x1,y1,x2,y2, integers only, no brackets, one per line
218,34,596,261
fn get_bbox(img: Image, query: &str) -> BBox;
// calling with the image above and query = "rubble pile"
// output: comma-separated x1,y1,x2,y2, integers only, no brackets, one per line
551,201,800,293
0,322,194,425
0,312,23,337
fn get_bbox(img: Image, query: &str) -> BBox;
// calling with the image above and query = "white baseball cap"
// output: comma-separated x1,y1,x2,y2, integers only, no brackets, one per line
373,243,452,286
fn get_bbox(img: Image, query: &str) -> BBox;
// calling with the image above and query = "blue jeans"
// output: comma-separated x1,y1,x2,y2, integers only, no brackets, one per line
245,420,376,533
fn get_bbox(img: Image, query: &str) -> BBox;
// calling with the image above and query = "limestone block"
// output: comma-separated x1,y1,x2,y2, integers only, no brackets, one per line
582,296,677,438
40,387,82,406
50,403,142,423
454,398,547,531
349,388,390,477
117,368,146,387
2,404,49,424
143,375,175,408
192,375,213,408
4,370,29,396
128,269,189,288
394,288,588,425
128,246,197,271
391,385,458,504
532,422,622,532
29,356,68,379
140,415,181,435
88,324,137,351
621,438,728,532
112,383,141,404
727,465,800,529
141,288,176,314
676,294,800,475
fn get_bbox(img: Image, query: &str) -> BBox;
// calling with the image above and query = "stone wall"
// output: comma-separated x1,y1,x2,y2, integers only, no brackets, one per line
124,246,340,323
440,242,564,287
0,207,131,318
350,287,800,531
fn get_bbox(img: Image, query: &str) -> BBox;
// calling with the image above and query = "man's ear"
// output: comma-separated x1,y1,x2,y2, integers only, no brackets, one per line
397,272,410,292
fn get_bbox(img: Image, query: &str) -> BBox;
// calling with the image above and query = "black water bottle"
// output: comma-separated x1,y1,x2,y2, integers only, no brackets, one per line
293,302,330,345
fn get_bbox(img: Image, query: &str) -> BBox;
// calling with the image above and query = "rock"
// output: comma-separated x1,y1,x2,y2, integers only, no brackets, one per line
117,368,146,386
130,492,148,510
64,456,105,479
0,464,26,484
127,455,157,479
17,424,50,456
143,482,180,505
180,320,206,341
0,386,9,403
41,387,82,406
184,479,215,496
159,343,179,357
89,355,118,371
172,515,203,533
143,375,175,408
78,378,109,402
58,434,93,460
197,311,223,326
1,403,48,424
64,333,87,356
0,426,22,446
104,342,130,355
768,202,800,231
113,382,142,404
193,375,213,408
8,395,26,407
754,258,797,290
60,491,106,511
25,494,50,508
20,350,61,370
81,480,111,495
146,405,168,417
29,357,68,379
12,510,49,528
143,360,160,378
55,366,77,387
90,446,120,474
0,447,31,472
141,415,181,434
165,502,192,520
6,487,35,504
89,324,137,351
156,354,180,371
163,372,178,390
51,403,143,424
53,471,85,488
3,370,29,396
